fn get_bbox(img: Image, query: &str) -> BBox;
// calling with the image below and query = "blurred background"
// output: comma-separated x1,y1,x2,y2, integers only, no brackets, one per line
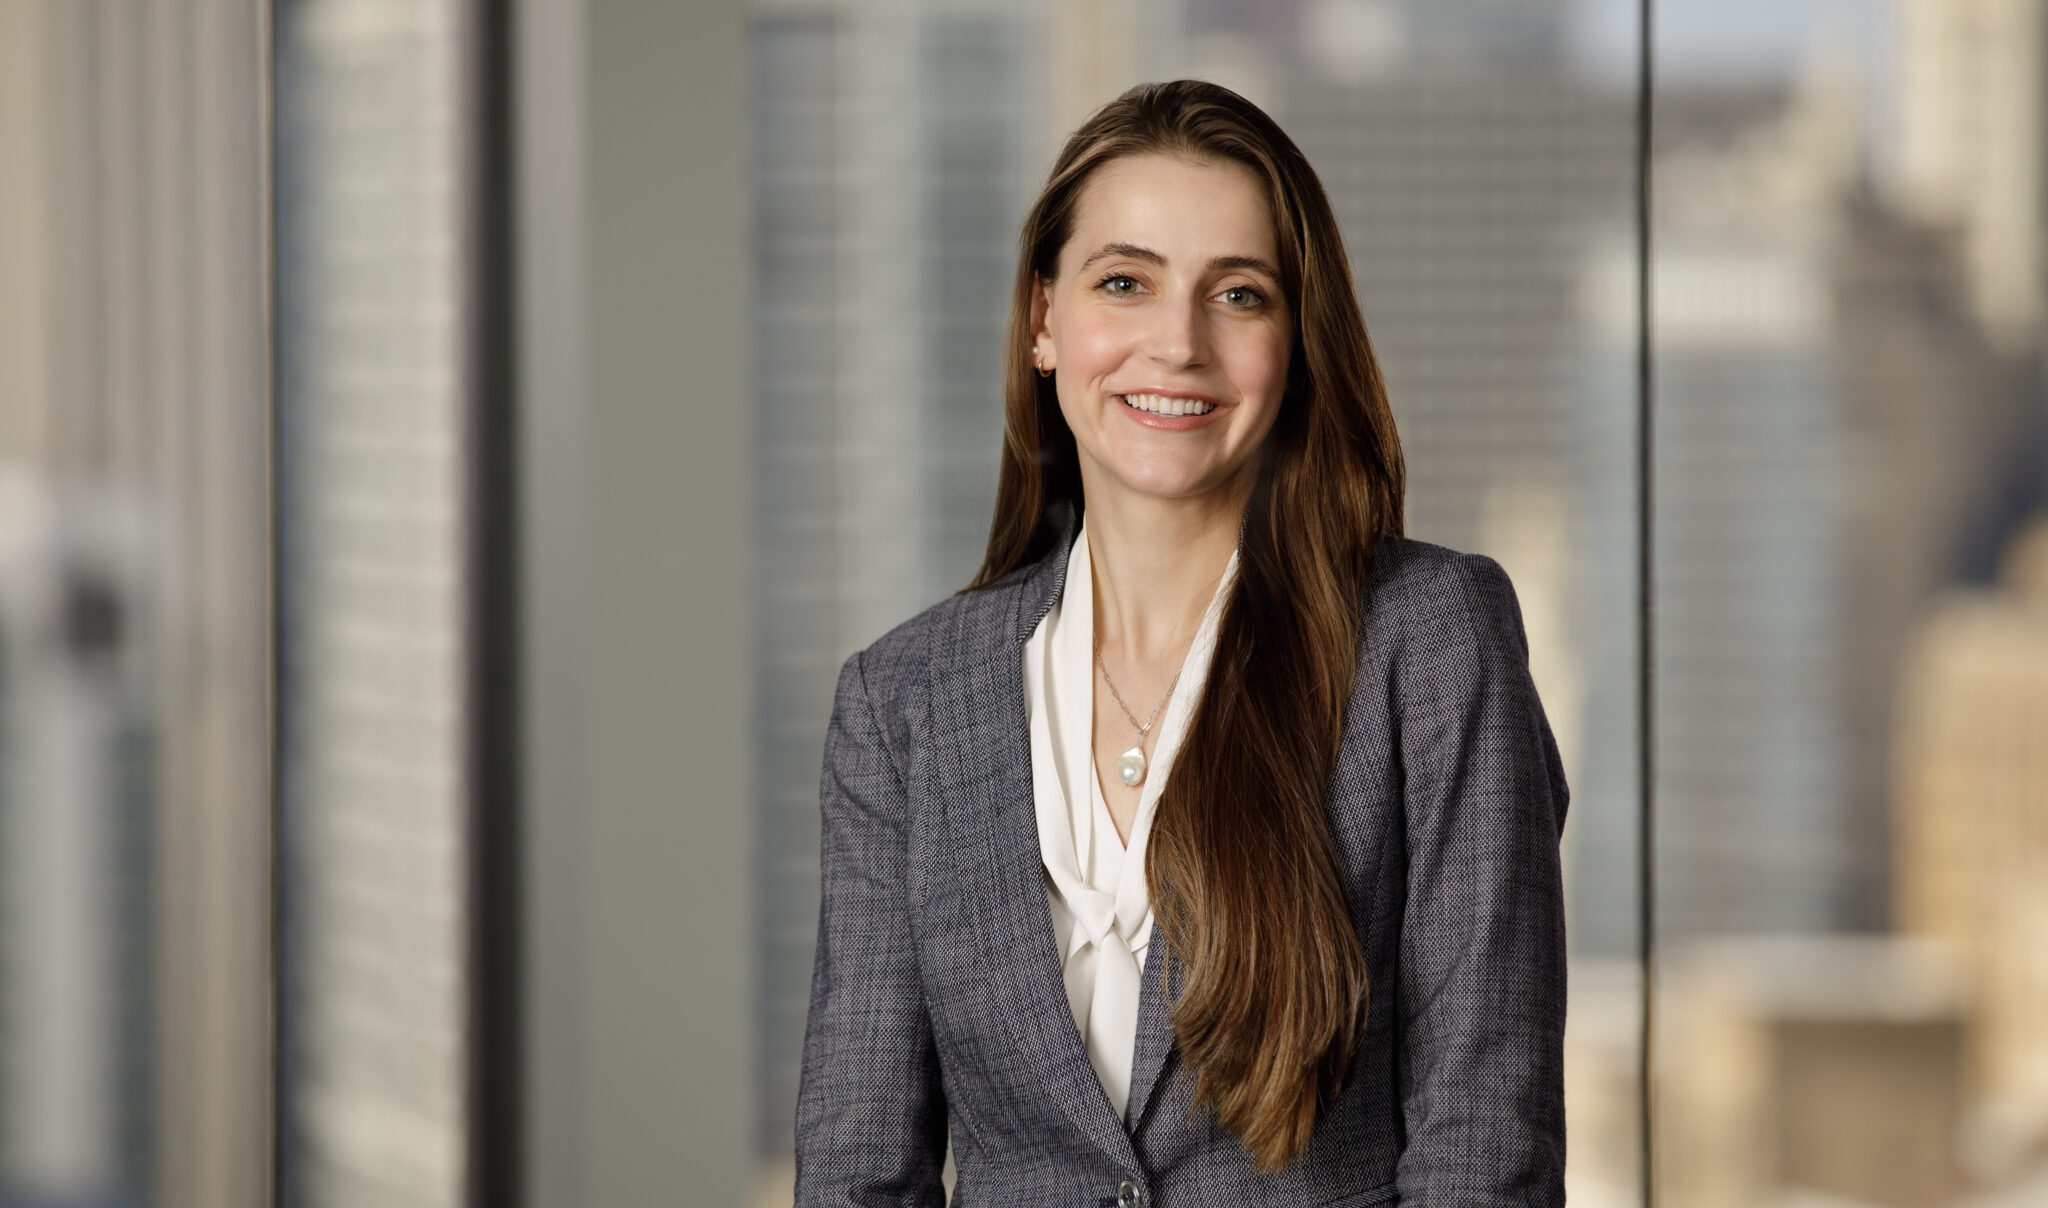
0,0,2043,1205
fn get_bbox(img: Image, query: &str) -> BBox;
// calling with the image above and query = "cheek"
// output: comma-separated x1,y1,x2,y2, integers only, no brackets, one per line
1224,336,1291,442
1230,330,1292,394
1060,313,1136,371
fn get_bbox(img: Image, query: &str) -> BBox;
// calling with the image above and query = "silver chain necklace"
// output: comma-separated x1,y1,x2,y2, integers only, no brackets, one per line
1090,512,1247,789
1093,634,1185,788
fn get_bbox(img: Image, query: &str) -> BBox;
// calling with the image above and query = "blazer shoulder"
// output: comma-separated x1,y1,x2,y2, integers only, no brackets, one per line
1365,534,1464,602
843,569,1020,738
1361,535,1534,673
1363,535,1503,621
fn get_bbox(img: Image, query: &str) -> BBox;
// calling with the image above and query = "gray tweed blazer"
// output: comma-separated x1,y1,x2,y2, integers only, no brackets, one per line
795,503,1570,1207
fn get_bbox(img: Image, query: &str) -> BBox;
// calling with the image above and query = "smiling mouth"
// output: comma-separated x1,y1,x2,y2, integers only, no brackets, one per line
1117,392,1219,417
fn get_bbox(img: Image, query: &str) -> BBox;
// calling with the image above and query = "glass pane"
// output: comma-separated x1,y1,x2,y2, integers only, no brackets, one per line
750,2,1645,1202
1652,1,2048,1203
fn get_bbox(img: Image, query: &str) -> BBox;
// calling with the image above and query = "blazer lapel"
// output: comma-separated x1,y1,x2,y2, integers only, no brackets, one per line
1122,931,1182,1133
934,501,1150,1169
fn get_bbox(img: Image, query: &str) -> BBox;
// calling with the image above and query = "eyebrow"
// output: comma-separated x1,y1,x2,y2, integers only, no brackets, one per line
1077,241,1282,282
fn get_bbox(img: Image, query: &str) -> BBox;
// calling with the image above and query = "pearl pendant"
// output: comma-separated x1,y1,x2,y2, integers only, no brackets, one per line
1117,745,1147,786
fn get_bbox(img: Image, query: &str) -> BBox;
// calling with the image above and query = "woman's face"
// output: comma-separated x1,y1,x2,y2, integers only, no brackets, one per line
1032,152,1292,506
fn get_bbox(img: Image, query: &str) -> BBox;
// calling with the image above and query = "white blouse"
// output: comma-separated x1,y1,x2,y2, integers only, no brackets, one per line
1021,516,1239,1121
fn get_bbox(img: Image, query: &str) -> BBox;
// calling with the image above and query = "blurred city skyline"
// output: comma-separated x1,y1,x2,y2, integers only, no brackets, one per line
0,1,2041,1206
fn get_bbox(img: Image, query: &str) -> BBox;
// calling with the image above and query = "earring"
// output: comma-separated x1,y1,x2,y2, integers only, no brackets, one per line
1034,344,1053,378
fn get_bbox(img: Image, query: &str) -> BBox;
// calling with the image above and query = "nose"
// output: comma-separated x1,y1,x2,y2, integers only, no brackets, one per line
1141,288,1211,370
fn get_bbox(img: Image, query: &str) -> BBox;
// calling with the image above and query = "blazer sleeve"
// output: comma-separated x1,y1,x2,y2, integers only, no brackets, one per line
794,647,949,1208
1392,553,1570,1206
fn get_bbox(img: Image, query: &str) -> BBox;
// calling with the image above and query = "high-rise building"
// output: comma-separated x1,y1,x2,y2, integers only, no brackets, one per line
1894,0,2048,357
1623,77,1861,944
1894,518,2048,1171
273,3,476,1204
1573,60,2039,951
1277,35,1634,954
749,0,1046,1163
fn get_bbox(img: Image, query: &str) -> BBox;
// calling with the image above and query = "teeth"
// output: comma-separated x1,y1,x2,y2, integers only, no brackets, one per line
1120,392,1215,417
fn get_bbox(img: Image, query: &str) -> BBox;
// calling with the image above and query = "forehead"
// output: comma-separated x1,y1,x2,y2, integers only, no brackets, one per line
1064,153,1278,271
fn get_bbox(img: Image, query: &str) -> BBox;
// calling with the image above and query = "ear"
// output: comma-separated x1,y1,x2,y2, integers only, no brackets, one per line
1029,275,1055,367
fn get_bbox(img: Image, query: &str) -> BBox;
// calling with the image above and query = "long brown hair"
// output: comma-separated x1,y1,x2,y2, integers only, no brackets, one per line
961,80,1407,1170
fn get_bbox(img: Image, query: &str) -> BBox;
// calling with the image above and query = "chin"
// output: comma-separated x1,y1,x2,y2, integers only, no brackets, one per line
1110,467,1222,501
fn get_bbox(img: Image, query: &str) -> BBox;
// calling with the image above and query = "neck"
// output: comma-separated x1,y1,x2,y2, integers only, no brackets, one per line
1083,484,1246,668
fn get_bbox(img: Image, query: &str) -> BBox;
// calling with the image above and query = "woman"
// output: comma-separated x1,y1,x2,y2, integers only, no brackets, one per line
795,79,1569,1207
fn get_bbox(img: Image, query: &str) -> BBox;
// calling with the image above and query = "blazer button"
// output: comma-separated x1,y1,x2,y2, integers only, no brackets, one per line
1116,1179,1141,1208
